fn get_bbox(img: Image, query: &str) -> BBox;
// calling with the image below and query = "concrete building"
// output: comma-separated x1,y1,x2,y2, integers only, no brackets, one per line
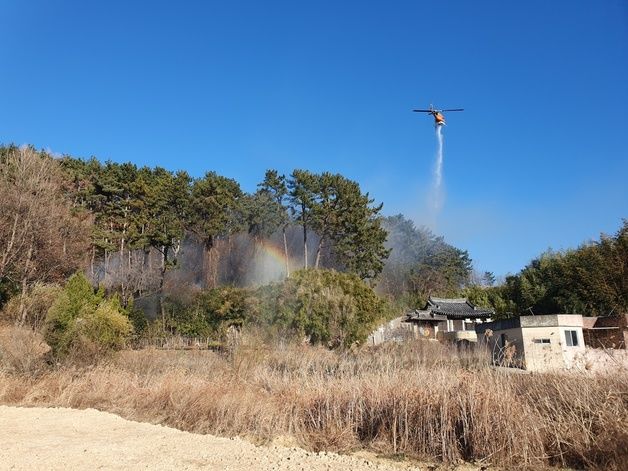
405,297,493,342
475,314,586,371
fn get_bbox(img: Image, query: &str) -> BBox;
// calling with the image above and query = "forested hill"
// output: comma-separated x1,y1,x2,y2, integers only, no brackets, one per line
2,145,624,343
0,145,473,311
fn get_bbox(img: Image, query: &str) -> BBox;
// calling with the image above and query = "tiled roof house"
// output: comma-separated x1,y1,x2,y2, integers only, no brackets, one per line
405,297,493,342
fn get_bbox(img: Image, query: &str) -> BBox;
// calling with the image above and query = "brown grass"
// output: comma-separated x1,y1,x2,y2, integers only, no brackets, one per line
0,325,51,374
0,330,626,470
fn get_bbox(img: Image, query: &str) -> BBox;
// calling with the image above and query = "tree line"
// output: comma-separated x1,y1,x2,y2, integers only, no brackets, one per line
0,145,479,343
5,143,621,350
465,220,628,318
58,152,389,284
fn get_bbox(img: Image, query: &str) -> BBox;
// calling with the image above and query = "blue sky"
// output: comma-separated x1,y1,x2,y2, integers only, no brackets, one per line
2,1,627,276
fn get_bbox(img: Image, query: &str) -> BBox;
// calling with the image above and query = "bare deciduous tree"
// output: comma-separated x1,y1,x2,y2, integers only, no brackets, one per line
0,146,90,324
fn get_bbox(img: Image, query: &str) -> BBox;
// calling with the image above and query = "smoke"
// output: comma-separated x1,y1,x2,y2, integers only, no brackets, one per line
245,240,289,287
244,228,321,286
429,125,445,215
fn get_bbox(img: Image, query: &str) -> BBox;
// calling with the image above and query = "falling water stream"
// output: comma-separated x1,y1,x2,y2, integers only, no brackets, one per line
431,125,444,213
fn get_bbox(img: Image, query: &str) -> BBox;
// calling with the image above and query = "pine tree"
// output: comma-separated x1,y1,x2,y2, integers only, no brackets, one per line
258,170,291,276
288,170,318,269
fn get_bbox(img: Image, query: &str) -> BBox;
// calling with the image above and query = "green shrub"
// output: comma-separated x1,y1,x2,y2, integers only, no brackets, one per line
161,286,256,338
462,284,516,319
0,278,18,312
125,299,149,337
45,273,133,358
70,299,133,351
155,271,390,348
257,269,389,348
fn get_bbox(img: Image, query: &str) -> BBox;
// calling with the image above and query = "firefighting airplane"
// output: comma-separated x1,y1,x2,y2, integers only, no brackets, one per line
413,105,464,126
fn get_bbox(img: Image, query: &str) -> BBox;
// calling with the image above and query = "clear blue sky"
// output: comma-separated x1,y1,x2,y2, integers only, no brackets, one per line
2,1,627,276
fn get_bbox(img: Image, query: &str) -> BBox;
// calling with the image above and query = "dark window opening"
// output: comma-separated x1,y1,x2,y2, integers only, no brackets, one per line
533,338,550,344
565,330,579,347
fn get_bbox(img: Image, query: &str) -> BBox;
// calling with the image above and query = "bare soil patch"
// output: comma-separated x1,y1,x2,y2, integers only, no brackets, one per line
0,406,473,471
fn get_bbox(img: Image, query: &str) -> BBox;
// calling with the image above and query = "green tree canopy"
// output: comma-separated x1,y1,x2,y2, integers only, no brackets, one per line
257,269,390,347
189,172,244,249
478,220,627,318
45,272,132,356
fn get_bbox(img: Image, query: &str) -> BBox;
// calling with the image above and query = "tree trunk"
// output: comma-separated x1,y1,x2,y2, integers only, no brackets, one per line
0,213,20,279
203,237,215,289
159,246,168,333
141,248,151,296
282,226,290,277
104,248,109,284
303,224,308,269
315,237,324,269
18,277,28,327
18,241,34,326
90,245,95,277
203,245,216,289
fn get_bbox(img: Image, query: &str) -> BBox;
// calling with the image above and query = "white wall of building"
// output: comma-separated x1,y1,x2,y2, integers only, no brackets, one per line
477,315,586,372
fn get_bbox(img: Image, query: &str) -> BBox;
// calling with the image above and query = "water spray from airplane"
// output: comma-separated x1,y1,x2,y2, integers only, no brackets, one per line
413,104,464,216
433,124,444,211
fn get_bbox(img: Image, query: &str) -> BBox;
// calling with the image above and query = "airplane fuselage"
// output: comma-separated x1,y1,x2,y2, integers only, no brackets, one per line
433,112,446,125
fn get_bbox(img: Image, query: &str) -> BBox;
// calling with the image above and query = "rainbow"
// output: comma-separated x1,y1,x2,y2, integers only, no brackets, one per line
247,241,295,285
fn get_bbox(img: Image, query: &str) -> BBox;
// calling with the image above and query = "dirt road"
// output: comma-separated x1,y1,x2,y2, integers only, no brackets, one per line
0,406,468,471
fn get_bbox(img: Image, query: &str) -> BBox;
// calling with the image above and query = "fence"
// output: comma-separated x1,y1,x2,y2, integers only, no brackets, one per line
134,336,221,351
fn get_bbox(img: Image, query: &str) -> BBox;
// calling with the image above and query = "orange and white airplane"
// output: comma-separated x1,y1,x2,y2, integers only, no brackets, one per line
413,104,463,126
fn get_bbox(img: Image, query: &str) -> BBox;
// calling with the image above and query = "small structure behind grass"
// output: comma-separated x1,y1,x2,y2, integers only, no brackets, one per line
476,314,586,372
582,314,627,349
405,297,493,342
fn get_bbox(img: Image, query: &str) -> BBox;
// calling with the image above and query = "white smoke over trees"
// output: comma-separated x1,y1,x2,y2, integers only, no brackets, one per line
377,214,473,303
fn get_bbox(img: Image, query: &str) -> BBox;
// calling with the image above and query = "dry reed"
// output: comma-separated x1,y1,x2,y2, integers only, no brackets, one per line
1,330,626,470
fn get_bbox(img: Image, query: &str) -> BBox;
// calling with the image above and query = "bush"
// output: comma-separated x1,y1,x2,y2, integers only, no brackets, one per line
0,325,50,374
69,299,133,352
155,271,391,348
161,287,256,338
0,278,18,312
257,269,390,348
44,273,133,358
0,283,63,330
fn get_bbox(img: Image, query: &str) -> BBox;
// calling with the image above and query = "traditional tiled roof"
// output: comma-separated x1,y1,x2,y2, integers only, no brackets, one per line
404,309,448,323
424,297,493,320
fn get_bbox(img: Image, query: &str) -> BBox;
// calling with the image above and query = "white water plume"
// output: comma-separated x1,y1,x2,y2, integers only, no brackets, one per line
435,125,444,189
429,125,445,214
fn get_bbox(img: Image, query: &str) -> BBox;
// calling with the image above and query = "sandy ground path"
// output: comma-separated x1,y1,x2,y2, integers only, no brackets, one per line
0,406,458,471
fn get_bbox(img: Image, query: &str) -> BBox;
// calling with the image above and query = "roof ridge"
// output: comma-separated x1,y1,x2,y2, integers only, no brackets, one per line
429,297,468,303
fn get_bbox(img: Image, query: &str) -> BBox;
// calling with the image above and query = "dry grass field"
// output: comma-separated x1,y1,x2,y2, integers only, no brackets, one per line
1,325,627,470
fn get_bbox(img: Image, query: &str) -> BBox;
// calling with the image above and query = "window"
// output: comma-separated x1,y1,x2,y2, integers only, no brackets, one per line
533,338,550,344
565,330,579,347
